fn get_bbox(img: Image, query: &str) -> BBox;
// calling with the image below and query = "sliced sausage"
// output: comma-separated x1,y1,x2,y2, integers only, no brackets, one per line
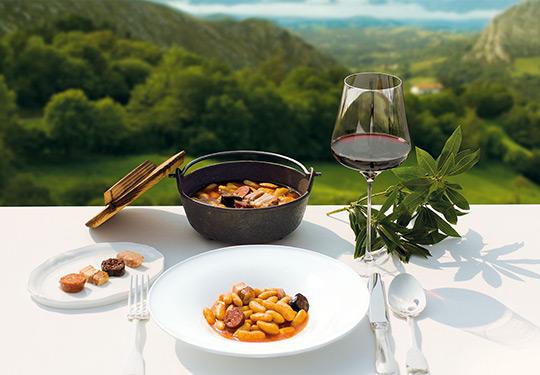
232,282,249,295
238,286,256,304
224,307,245,330
289,293,309,312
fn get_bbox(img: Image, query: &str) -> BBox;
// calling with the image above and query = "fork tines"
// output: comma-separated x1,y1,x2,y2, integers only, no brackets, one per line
128,274,150,320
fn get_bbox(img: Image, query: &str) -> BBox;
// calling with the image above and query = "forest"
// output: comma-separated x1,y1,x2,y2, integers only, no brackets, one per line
0,14,540,205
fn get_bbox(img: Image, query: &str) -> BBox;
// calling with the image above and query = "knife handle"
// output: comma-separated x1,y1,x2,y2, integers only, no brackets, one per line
373,324,398,375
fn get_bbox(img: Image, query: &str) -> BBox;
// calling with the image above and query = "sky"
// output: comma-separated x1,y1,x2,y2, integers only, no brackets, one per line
162,0,520,21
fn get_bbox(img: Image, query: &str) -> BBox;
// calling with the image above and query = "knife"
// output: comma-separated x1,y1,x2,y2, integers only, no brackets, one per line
368,273,398,375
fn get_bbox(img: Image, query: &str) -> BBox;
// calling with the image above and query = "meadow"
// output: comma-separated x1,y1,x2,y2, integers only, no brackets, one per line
24,153,540,206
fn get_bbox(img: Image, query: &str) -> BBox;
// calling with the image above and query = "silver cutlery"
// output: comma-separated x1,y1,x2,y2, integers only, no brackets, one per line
388,273,429,375
124,274,150,375
368,273,398,375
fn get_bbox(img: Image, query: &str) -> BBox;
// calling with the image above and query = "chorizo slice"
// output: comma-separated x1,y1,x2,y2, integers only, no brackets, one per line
224,307,245,330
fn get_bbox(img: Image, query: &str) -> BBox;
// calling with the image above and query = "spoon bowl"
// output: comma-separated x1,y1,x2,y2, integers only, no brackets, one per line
388,273,426,317
388,273,429,374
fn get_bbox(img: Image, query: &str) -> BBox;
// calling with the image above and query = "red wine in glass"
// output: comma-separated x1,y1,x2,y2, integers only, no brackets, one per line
331,133,410,173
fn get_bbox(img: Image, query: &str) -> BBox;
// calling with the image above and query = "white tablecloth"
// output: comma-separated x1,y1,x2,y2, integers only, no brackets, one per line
3,205,540,374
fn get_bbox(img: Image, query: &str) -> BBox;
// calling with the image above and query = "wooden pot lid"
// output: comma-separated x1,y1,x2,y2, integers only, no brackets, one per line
86,150,185,228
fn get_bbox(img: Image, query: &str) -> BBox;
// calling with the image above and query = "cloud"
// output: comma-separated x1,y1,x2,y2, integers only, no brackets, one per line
165,0,502,20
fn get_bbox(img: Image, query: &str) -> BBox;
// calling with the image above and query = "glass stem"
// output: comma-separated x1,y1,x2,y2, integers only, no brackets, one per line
365,177,374,263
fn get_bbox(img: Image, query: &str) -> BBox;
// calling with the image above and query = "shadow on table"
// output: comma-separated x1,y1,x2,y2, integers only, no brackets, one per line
89,207,225,267
33,298,126,314
422,287,540,348
410,229,540,288
89,207,358,266
175,319,377,375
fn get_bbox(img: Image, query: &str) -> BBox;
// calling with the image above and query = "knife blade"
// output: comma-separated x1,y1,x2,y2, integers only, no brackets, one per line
368,273,398,375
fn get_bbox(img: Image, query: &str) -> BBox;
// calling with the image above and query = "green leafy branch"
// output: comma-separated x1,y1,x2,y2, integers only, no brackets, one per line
328,126,480,262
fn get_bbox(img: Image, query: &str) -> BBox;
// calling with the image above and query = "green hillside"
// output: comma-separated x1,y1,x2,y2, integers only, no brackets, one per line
0,0,336,70
22,153,540,206
294,26,474,73
469,0,540,63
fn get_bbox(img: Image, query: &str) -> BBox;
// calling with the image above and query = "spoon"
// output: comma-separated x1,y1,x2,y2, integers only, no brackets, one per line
388,273,429,375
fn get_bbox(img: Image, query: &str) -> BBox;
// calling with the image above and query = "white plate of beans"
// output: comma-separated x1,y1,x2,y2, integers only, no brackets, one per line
149,245,369,358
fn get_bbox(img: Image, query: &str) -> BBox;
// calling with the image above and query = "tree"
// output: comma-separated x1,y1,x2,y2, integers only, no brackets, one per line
8,36,92,108
421,91,464,117
92,97,128,153
62,180,109,205
1,175,54,205
200,95,252,150
409,111,445,156
480,126,506,161
279,67,342,159
0,75,17,135
233,69,292,152
45,89,95,158
0,140,12,190
0,75,17,188
112,58,152,90
127,48,230,150
464,84,514,119
523,149,540,184
3,123,50,162
502,106,540,149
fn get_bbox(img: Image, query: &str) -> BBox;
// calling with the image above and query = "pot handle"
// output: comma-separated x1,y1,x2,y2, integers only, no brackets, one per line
178,150,315,177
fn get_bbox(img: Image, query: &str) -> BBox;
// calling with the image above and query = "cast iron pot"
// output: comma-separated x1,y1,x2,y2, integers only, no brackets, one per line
172,150,319,244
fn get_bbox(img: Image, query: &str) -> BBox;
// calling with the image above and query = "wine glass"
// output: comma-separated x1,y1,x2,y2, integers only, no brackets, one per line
331,72,411,275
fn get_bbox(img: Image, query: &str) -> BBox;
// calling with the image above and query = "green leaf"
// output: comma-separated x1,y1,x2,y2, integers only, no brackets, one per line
401,241,431,258
437,127,462,171
446,188,470,210
377,189,398,218
448,149,480,176
417,232,448,245
415,206,438,229
415,147,437,175
393,166,421,181
430,195,458,224
438,153,455,176
403,221,448,244
354,227,367,258
432,211,460,237
378,224,402,245
401,191,425,213
446,182,463,190
402,178,432,191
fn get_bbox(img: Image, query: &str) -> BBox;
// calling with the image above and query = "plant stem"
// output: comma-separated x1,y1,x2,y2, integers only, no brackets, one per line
326,191,388,216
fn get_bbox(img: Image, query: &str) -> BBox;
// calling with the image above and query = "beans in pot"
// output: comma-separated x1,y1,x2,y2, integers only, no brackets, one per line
193,180,300,209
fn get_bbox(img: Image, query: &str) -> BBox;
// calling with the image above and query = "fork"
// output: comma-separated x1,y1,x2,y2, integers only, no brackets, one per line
124,274,150,375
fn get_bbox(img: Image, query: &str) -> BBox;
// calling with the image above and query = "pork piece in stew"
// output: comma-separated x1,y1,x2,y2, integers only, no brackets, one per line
193,180,300,209
202,282,309,342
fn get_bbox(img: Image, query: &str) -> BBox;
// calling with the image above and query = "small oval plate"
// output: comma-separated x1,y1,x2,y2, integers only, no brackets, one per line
149,245,368,358
28,242,164,309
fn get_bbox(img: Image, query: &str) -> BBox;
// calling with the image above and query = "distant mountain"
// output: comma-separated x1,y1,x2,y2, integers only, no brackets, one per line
0,0,336,70
469,0,540,63
276,16,489,32
369,0,518,13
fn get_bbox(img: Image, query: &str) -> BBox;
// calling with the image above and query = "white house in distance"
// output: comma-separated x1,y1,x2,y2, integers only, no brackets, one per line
410,82,443,95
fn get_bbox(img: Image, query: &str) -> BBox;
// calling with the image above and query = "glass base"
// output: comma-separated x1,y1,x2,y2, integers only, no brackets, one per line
350,248,391,277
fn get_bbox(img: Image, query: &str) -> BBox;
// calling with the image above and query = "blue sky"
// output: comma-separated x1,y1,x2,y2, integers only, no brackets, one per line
163,0,520,20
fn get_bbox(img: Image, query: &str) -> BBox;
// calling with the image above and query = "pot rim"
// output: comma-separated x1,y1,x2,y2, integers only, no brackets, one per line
176,160,315,211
